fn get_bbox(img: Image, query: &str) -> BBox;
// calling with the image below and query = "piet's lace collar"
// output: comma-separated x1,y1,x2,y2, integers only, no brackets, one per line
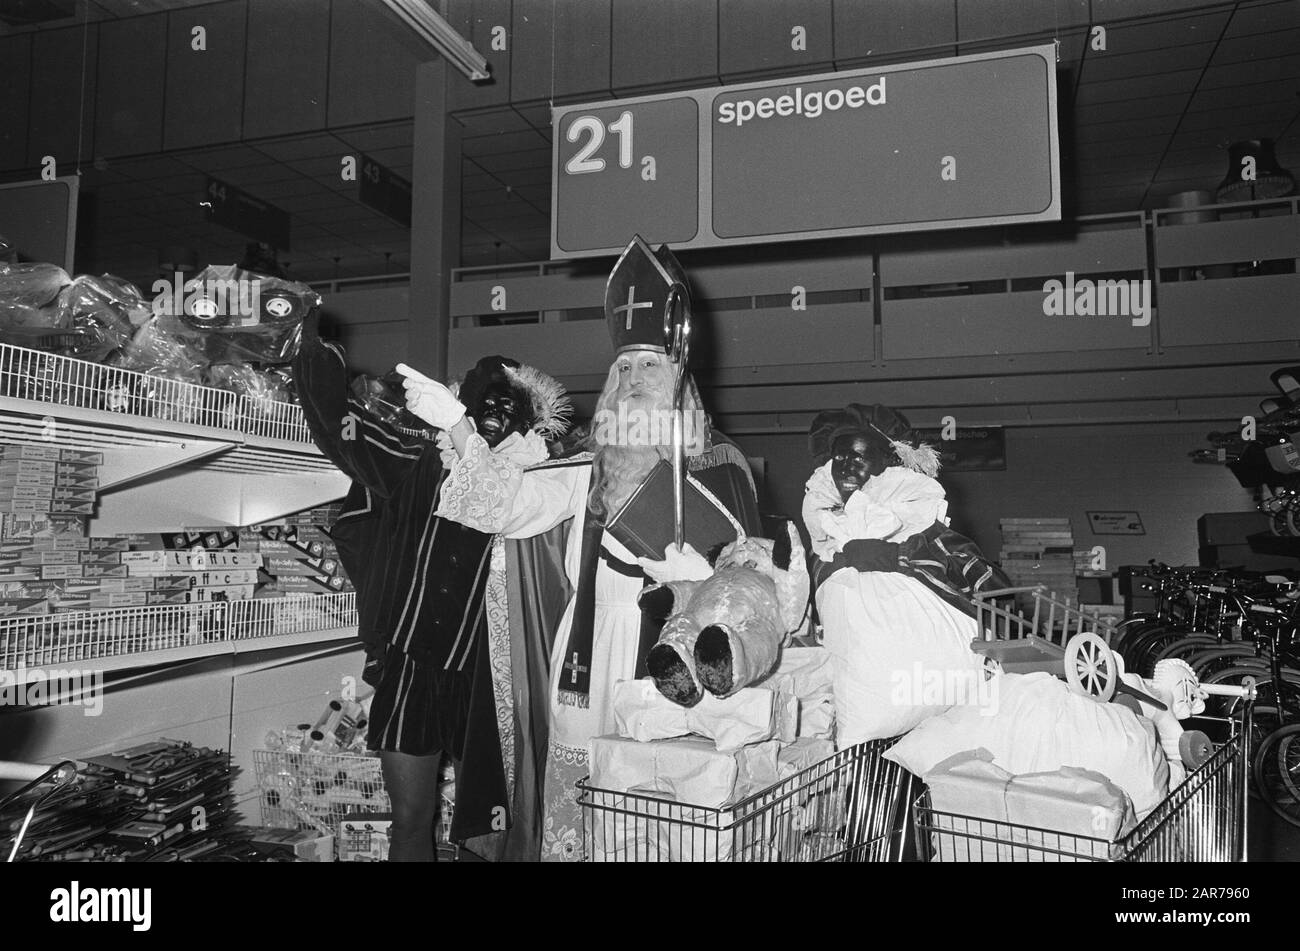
437,427,548,471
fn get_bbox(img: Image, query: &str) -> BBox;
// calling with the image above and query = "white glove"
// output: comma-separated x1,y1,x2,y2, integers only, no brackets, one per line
395,362,466,431
637,543,713,583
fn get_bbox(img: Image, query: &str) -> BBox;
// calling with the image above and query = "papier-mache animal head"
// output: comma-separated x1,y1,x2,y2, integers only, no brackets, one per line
714,521,810,637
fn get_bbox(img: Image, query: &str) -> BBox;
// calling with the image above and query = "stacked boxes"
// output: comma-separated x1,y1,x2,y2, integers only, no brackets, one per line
0,445,101,520
239,508,351,596
0,443,352,665
998,518,1080,604
119,549,264,604
0,445,101,618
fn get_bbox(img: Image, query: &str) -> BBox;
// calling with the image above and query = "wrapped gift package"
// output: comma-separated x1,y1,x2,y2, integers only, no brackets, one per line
589,734,781,808
587,793,779,863
923,749,1135,862
612,678,797,752
757,645,836,739
885,672,1169,818
777,737,836,781
587,793,672,862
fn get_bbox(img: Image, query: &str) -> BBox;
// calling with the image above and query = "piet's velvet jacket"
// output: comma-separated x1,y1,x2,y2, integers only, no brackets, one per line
293,316,505,840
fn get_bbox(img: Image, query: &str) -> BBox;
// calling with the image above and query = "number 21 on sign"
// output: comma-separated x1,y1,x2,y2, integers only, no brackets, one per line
565,111,636,174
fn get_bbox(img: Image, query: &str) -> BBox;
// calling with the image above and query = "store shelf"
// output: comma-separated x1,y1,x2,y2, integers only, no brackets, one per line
0,343,350,526
0,343,317,443
1,593,359,687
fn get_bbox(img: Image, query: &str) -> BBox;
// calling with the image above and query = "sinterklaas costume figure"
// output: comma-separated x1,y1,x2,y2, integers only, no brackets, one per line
434,236,761,860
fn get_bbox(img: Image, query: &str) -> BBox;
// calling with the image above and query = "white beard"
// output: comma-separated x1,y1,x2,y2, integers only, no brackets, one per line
588,390,673,521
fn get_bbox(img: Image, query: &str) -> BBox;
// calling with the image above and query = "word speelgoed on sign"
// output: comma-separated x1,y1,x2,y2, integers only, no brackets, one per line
552,44,1060,258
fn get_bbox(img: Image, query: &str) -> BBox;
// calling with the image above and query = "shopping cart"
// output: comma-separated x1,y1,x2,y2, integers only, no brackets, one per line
577,737,913,862
912,697,1254,862
916,583,1257,862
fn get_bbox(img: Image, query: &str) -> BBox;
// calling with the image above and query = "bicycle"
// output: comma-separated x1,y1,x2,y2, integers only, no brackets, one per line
1186,586,1300,828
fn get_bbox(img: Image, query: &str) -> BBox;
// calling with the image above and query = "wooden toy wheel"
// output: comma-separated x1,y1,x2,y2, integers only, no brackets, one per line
1065,632,1119,702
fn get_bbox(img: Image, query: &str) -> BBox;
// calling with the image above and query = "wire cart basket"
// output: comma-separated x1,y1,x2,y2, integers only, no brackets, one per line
913,705,1252,862
253,749,390,836
577,737,913,862
917,585,1255,862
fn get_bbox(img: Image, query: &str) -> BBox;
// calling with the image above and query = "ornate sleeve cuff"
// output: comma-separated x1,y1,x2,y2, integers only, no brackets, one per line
434,432,524,533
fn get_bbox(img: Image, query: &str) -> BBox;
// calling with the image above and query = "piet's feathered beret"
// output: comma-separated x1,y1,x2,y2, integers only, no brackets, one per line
457,354,572,440
808,402,940,477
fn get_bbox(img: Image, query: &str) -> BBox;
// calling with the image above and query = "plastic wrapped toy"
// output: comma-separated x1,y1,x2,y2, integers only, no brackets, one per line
0,262,70,329
149,265,318,367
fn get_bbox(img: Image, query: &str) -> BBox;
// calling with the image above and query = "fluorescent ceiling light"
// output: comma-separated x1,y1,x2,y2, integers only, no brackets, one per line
378,0,491,82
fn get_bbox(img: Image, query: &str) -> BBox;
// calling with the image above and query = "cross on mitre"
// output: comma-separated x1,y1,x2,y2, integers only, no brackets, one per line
604,234,692,355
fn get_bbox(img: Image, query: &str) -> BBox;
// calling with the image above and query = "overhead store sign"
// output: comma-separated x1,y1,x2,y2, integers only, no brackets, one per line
204,177,291,251
912,426,1007,472
359,153,412,227
552,45,1059,259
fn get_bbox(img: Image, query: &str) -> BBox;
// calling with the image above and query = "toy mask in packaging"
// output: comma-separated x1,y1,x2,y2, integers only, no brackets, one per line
152,264,319,366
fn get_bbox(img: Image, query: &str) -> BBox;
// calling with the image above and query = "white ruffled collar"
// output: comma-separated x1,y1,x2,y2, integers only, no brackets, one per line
437,427,548,470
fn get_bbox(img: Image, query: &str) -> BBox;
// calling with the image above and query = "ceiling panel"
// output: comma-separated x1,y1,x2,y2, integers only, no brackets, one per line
1079,44,1220,81
10,0,1288,282
1212,29,1300,63
454,109,535,137
1199,54,1300,87
462,129,549,158
513,102,552,132
253,134,348,163
1177,102,1298,132
1074,70,1203,105
1100,10,1233,51
1078,95,1195,124
1227,0,1297,33
333,121,415,151
1187,79,1300,112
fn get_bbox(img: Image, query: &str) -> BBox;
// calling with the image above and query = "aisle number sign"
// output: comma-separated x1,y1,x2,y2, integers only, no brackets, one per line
552,45,1059,258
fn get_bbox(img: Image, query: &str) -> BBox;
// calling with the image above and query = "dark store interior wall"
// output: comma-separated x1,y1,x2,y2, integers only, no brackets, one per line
743,422,1253,566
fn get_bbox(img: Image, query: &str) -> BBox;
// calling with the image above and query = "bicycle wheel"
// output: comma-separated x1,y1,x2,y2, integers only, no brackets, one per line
1203,666,1300,735
1252,723,1300,829
1111,617,1162,655
1192,646,1266,681
1126,628,1190,678
1153,634,1221,666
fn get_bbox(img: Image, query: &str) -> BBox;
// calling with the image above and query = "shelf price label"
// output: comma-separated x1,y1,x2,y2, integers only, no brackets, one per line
552,97,699,255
